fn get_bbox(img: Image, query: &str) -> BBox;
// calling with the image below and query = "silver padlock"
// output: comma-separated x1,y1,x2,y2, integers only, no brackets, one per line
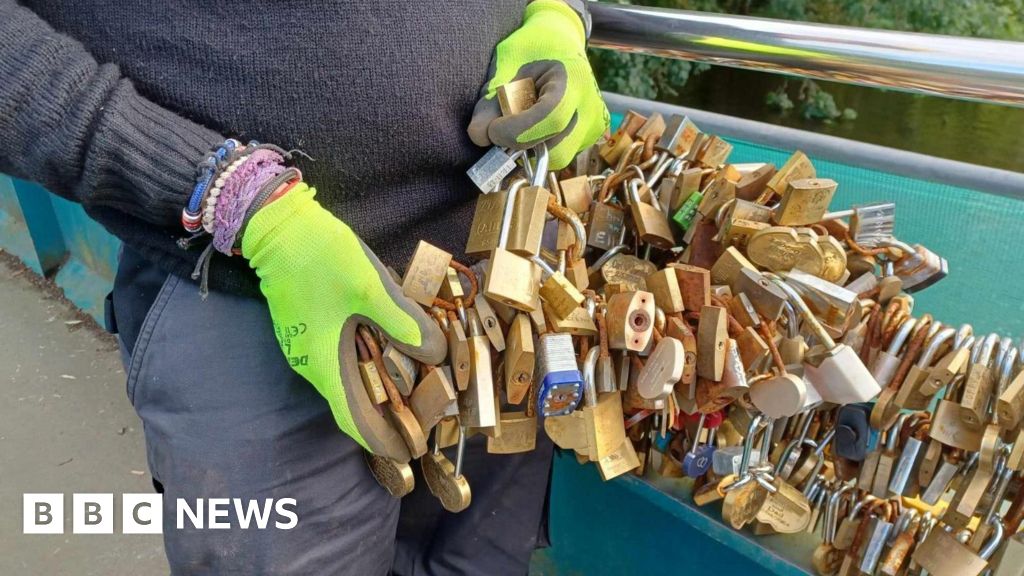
768,274,881,405
871,317,918,388
467,147,522,193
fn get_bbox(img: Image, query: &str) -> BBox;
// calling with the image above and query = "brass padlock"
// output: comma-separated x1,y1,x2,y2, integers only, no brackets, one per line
765,150,815,198
409,364,457,432
697,305,728,381
486,409,537,454
483,178,541,312
667,263,711,311
605,291,656,352
505,313,535,405
534,255,585,321
457,310,497,429
711,246,758,288
773,178,838,226
496,77,537,115
734,163,777,201
507,184,550,257
401,241,452,307
627,178,674,250
646,268,685,314
422,423,472,513
587,202,626,251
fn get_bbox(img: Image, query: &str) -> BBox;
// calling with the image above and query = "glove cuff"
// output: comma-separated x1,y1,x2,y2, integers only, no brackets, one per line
559,0,593,39
525,0,587,46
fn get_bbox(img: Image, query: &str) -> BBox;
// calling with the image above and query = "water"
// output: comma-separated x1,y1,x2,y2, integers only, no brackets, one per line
667,66,1024,173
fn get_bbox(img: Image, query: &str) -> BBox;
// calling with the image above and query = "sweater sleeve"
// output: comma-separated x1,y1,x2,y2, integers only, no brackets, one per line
0,0,224,226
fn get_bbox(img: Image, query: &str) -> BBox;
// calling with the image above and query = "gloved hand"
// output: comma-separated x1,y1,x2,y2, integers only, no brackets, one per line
242,183,446,462
468,0,609,170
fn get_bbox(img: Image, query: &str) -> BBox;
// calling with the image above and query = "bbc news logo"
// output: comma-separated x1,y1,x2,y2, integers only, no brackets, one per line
23,494,298,534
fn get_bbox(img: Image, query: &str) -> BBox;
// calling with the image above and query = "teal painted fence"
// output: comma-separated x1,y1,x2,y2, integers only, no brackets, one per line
0,175,120,321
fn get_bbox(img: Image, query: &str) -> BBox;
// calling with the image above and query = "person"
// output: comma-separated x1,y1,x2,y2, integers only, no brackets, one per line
0,0,608,573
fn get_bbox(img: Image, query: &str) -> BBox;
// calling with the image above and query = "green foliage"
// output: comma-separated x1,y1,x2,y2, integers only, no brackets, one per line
588,49,707,101
591,0,1024,122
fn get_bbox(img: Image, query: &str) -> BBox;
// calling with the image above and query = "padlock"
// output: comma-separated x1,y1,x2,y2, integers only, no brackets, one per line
912,517,1004,576
457,310,497,429
770,275,880,404
765,150,815,198
422,421,472,513
507,184,550,257
486,408,538,454
710,246,758,288
504,313,535,405
626,177,674,250
579,347,628,462
659,114,701,157
781,269,858,335
683,412,716,477
587,202,627,251
870,317,918,389
671,190,703,231
734,163,777,202
858,503,895,575
401,241,452,307
535,332,583,417
605,291,656,352
365,452,416,498
382,342,418,396
532,255,585,321
646,268,685,313
961,333,999,428
697,305,728,381
890,241,948,293
773,178,837,226
637,336,685,400
409,366,456,432
668,263,712,311
483,176,541,312
894,326,956,410
834,403,872,461
466,146,519,193
496,77,537,115
820,202,896,247
734,267,788,322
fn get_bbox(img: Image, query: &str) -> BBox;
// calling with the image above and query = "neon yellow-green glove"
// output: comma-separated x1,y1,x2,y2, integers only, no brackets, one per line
242,183,446,461
467,0,609,170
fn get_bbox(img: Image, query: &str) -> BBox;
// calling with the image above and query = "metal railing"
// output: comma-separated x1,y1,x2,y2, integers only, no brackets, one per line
590,2,1024,107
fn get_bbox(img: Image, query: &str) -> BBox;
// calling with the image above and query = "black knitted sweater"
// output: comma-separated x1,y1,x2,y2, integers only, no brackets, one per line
0,0,529,296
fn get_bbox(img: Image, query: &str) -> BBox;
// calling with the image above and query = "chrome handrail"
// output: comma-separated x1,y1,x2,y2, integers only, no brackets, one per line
590,3,1024,107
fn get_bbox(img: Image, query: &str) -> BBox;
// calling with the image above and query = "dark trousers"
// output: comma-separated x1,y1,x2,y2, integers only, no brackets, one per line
110,247,552,575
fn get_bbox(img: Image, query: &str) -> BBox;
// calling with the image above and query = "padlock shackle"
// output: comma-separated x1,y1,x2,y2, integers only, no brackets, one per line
979,515,1005,560
586,244,630,276
581,346,599,407
529,255,557,279
953,324,974,350
496,178,528,249
887,317,918,355
919,327,955,368
765,274,836,349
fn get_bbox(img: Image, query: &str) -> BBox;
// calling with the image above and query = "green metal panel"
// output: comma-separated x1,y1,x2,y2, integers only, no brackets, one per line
533,451,815,575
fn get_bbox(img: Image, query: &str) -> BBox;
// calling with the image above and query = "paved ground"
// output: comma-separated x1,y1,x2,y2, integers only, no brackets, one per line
0,255,167,574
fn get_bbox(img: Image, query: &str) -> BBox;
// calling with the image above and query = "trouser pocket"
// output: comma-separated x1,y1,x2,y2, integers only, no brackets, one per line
125,274,181,407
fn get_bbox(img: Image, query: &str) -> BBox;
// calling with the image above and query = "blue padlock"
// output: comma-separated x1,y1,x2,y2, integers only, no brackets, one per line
535,333,583,417
683,412,715,477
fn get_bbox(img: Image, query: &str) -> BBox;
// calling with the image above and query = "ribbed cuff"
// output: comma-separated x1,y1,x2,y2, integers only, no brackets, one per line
83,82,224,226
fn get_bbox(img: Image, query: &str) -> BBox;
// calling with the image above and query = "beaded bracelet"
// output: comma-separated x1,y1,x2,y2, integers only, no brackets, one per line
182,138,242,232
